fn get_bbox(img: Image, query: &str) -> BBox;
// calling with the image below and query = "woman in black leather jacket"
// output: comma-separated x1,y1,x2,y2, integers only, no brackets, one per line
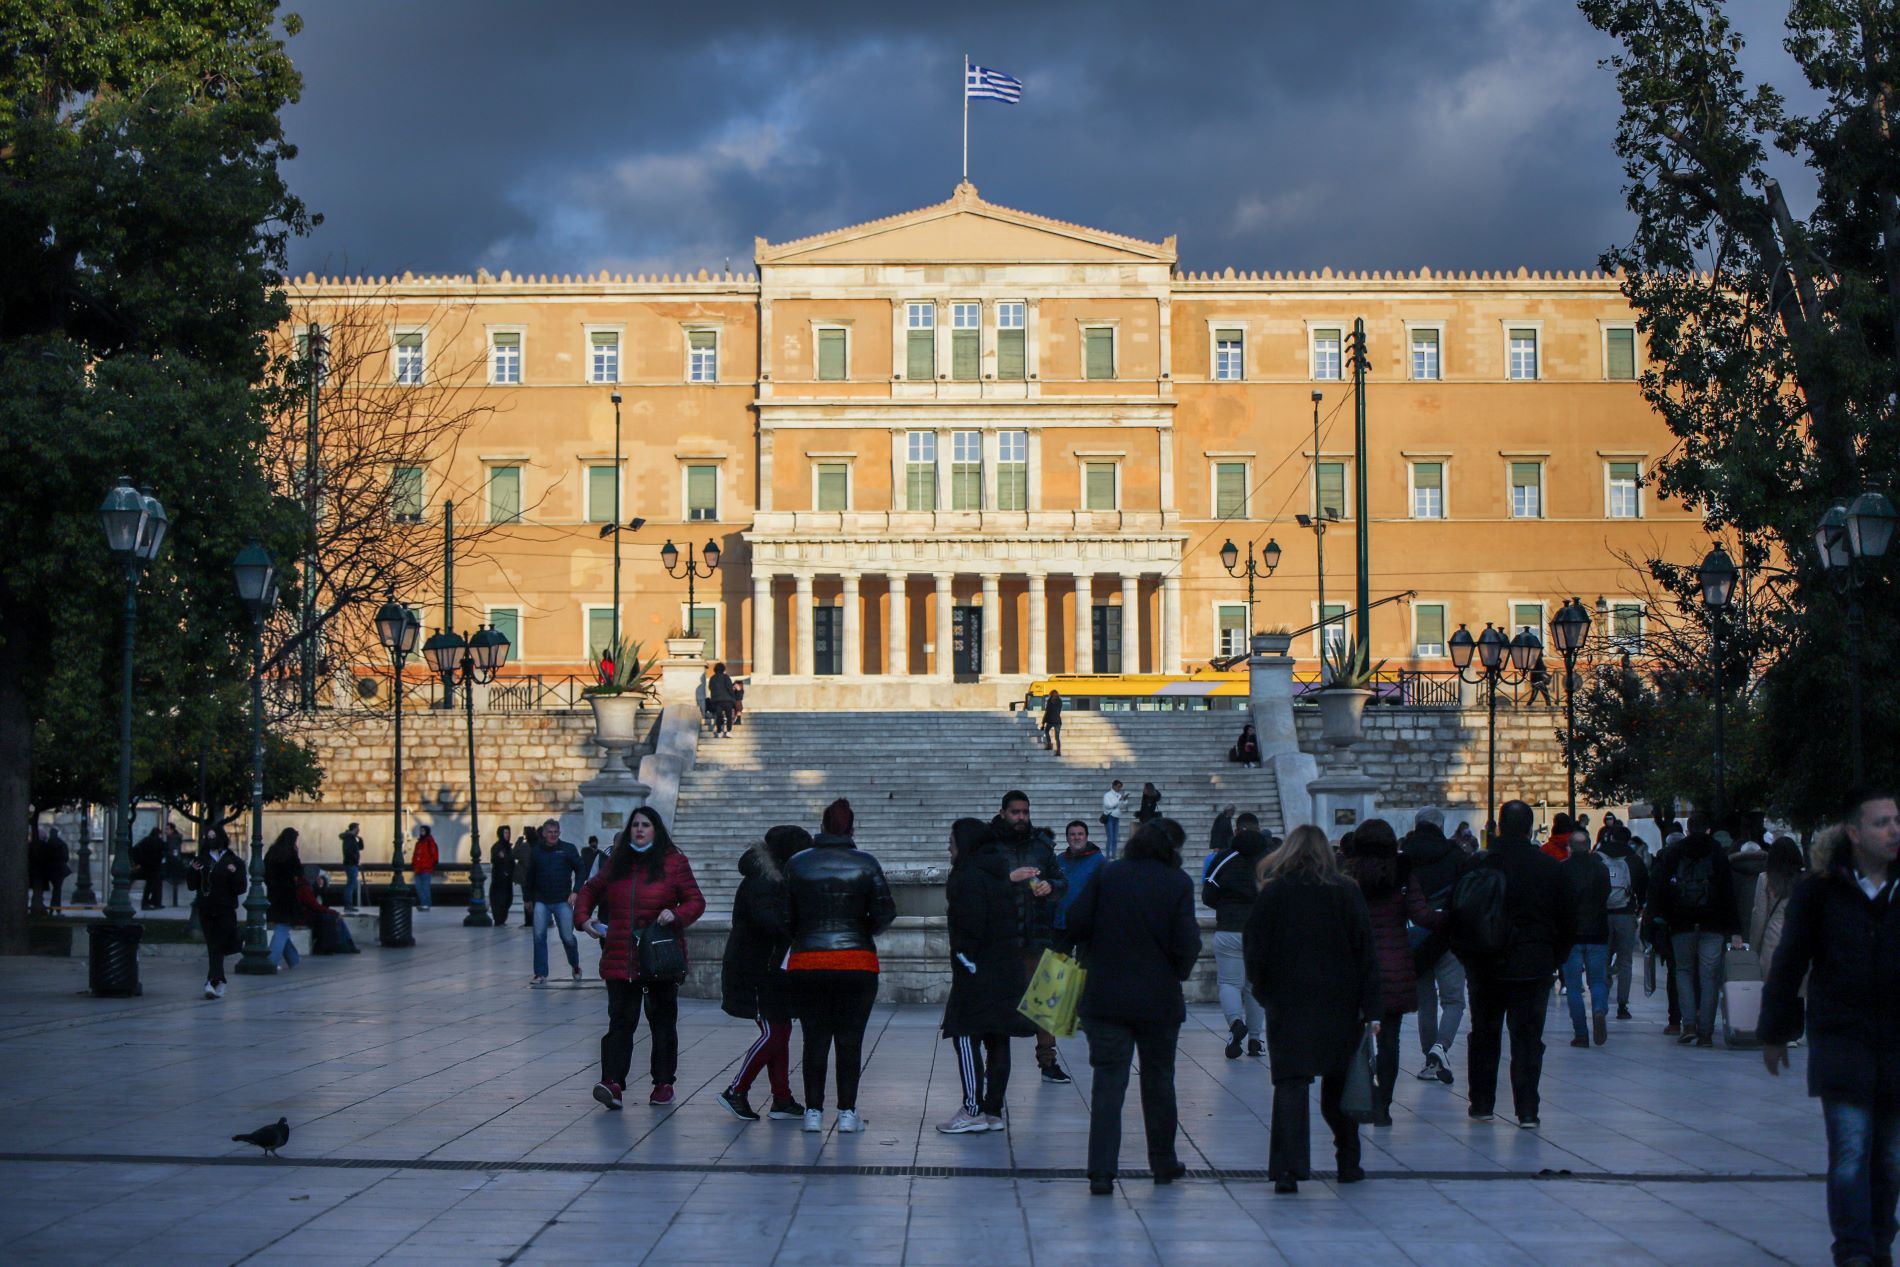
784,798,897,1134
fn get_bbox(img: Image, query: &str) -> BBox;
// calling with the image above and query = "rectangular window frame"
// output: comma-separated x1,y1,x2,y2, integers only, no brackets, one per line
390,464,425,523
1412,602,1449,659
1408,458,1447,520
294,324,329,386
950,302,982,382
1602,323,1638,381
1213,602,1249,659
949,429,984,510
681,603,719,661
1313,458,1353,520
1212,459,1250,520
1504,322,1542,381
486,464,523,524
814,324,849,382
685,327,719,384
583,604,618,661
584,462,621,525
904,430,938,511
1210,321,1247,381
1314,602,1349,659
586,326,623,385
683,462,720,522
1082,324,1117,381
1308,323,1345,382
1082,459,1120,511
392,328,426,385
812,460,851,512
487,326,523,385
485,605,522,661
1610,602,1646,651
996,429,1028,511
1406,322,1444,381
1605,459,1643,519
1508,459,1545,519
996,301,1028,381
1508,600,1549,642
904,301,936,381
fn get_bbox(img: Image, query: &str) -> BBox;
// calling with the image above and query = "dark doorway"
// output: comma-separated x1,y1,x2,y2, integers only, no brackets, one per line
952,605,983,679
1091,605,1123,673
813,607,843,676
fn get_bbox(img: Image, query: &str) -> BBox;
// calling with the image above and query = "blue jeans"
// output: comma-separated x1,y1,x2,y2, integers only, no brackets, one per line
268,923,301,970
1561,944,1610,1037
1103,816,1120,860
414,873,432,908
343,864,360,907
533,900,579,978
1671,931,1724,1039
1822,1097,1900,1264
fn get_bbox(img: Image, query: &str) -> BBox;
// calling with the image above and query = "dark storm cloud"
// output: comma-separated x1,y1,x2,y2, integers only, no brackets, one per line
278,0,1814,279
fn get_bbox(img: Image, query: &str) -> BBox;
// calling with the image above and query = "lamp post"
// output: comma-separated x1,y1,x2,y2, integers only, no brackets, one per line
610,391,624,650
1698,546,1739,821
374,595,421,947
423,624,512,927
1219,537,1281,636
90,478,169,996
1449,622,1541,840
1815,491,1896,785
660,539,722,636
233,544,279,976
1547,597,1593,822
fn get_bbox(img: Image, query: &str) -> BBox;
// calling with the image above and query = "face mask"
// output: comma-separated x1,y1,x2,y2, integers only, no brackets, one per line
629,837,654,854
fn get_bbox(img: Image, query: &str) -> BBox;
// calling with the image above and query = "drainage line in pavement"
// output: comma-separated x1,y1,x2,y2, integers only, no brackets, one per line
0,1152,1823,1184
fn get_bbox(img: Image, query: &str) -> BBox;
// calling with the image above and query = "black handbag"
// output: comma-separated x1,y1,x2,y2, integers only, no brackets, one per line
638,918,688,983
1339,1024,1377,1123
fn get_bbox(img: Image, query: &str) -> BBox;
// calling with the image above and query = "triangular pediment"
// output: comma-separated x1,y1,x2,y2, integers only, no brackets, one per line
757,183,1176,266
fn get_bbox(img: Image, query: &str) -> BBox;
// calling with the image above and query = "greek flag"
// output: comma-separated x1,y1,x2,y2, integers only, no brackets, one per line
966,64,1023,103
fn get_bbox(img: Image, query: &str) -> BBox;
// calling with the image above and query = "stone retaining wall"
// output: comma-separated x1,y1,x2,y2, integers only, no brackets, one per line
1295,702,1571,816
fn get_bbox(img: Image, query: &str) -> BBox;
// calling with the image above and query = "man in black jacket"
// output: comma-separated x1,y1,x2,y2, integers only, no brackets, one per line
340,822,364,910
1762,787,1900,1267
1404,807,1467,1085
1600,825,1648,1020
1560,830,1613,1048
982,791,1069,1081
188,826,247,999
1651,810,1742,1047
1463,800,1575,1128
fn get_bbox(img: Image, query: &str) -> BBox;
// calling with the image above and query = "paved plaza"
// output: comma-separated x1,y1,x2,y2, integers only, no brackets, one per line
0,913,1833,1265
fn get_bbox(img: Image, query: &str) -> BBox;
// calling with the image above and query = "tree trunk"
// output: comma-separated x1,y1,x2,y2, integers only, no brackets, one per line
0,655,33,954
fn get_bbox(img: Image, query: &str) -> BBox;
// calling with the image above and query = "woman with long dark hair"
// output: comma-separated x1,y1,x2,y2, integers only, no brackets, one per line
718,824,810,1123
263,828,304,971
575,805,706,1110
1341,818,1444,1125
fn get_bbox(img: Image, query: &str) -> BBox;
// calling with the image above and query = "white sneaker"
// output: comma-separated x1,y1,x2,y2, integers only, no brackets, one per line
802,1108,824,1133
984,1114,1007,1132
836,1109,864,1133
212,982,226,999
936,1110,989,1134
203,982,217,1000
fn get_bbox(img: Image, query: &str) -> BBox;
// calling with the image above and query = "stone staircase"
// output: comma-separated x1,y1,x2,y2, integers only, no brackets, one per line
671,710,1281,915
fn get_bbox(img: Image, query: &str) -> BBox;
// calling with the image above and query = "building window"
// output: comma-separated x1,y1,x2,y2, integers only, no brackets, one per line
1607,460,1641,519
586,464,618,524
1411,328,1441,380
685,464,718,521
997,430,1028,510
1316,602,1348,658
1215,461,1248,519
590,331,620,384
390,465,424,522
1317,460,1348,519
997,302,1027,379
489,331,521,384
1605,327,1637,380
294,326,328,385
687,330,718,382
817,328,847,381
1414,604,1448,658
1312,327,1342,381
1214,328,1244,380
585,607,617,660
815,462,849,511
1084,461,1118,510
488,466,522,523
684,605,718,660
1510,461,1543,518
905,431,937,510
1083,327,1115,380
393,330,425,384
1610,602,1645,650
950,430,983,510
1216,604,1248,658
906,303,935,380
951,303,981,381
1508,328,1539,380
1510,603,1547,642
1411,461,1444,519
487,607,521,658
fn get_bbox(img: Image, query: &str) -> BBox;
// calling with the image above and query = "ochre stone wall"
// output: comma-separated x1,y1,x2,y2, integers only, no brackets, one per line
1295,703,1572,815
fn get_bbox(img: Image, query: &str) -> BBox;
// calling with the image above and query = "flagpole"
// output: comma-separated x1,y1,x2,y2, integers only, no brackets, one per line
962,53,969,182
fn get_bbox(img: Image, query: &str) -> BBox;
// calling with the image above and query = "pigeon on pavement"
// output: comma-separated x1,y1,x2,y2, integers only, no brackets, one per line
232,1117,290,1157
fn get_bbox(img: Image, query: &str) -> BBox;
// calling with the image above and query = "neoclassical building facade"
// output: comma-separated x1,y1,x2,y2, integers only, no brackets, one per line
291,183,1698,707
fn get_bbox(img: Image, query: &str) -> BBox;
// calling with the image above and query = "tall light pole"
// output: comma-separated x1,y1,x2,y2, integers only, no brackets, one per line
1815,491,1896,785
1698,546,1738,821
91,478,169,996
1548,597,1593,822
1449,622,1541,841
375,595,421,948
1298,388,1344,662
611,391,623,649
423,624,512,927
1219,537,1281,636
1348,320,1371,649
661,539,722,637
301,325,325,712
233,544,279,976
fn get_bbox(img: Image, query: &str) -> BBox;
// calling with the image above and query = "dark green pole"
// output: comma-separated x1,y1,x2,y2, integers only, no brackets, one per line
1351,318,1370,650
440,500,454,708
301,325,321,712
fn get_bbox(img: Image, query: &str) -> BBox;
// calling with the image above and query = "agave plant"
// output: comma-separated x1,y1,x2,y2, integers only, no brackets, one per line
583,636,662,700
1319,633,1385,690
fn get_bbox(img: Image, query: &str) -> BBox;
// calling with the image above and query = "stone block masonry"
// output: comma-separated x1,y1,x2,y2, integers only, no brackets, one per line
1296,703,1572,816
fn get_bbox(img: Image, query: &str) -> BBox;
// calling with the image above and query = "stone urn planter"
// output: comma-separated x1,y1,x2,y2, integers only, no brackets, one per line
1251,632,1294,656
1314,687,1372,748
586,693,644,744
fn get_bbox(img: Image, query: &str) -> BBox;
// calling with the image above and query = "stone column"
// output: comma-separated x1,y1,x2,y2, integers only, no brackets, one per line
751,572,774,681
794,572,815,677
1027,572,1048,678
841,572,862,678
980,573,1002,678
1073,573,1093,673
1120,573,1142,673
887,573,908,675
934,572,955,679
1162,574,1183,673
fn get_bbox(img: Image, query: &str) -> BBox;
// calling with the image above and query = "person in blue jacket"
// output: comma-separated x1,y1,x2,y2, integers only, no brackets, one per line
1053,820,1105,956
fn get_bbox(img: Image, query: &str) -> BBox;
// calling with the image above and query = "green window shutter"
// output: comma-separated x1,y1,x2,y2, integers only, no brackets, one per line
587,465,617,523
1416,605,1446,652
391,466,423,520
588,609,616,658
818,329,846,380
951,330,979,380
997,465,1027,511
489,467,521,522
906,465,936,510
907,331,935,380
686,465,717,519
1084,328,1114,379
1215,463,1247,518
489,608,520,655
997,329,1026,379
1318,462,1346,517
1511,461,1539,487
1512,604,1542,633
1606,328,1635,379
1610,461,1638,483
816,464,847,510
1414,462,1442,490
1085,462,1116,510
951,465,982,510
689,330,716,351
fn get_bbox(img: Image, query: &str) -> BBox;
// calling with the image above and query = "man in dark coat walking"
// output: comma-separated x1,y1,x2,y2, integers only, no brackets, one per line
1651,810,1742,1046
487,826,514,926
938,818,1033,1134
1560,829,1613,1047
981,791,1070,1081
188,826,247,999
1463,799,1576,1128
1404,807,1467,1085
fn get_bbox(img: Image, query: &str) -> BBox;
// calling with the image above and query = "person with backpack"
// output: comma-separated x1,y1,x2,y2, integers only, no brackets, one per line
1650,810,1742,1047
1203,808,1269,1060
1559,829,1613,1047
1403,807,1467,1086
1600,825,1649,1020
1451,799,1575,1129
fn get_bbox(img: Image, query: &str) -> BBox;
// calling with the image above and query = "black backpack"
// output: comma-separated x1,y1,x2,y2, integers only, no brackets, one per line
1449,860,1510,959
1673,853,1715,913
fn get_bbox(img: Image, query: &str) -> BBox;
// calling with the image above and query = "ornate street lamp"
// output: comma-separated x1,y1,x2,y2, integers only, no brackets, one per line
423,623,512,927
1548,597,1593,821
1449,621,1541,842
661,539,722,637
1816,492,1896,785
90,478,169,996
1698,546,1738,820
374,594,421,947
232,545,280,975
1219,537,1282,636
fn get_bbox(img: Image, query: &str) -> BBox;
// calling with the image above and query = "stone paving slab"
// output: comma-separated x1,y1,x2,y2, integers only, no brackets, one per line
0,910,1833,1264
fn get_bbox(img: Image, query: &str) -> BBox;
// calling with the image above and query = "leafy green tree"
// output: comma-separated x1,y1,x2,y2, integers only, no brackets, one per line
0,2,312,951
1579,0,1899,826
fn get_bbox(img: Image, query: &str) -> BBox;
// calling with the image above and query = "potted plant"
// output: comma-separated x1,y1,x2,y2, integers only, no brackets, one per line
582,637,661,742
1315,635,1382,746
1251,626,1295,656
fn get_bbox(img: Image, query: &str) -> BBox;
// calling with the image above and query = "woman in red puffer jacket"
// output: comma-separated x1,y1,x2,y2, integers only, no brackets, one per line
1342,819,1445,1127
575,806,705,1110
